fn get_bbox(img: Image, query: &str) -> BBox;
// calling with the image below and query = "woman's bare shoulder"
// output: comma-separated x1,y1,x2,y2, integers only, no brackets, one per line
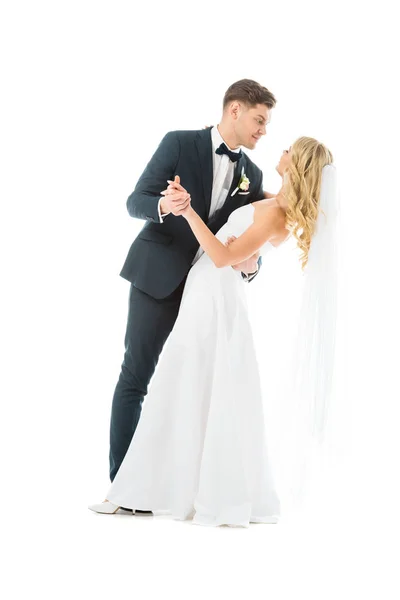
252,199,285,223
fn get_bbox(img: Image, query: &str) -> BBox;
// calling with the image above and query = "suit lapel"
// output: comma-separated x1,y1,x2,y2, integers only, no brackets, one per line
195,129,213,215
207,152,251,233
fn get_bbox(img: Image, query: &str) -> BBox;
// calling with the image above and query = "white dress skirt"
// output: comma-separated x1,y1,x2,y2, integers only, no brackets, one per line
106,203,281,526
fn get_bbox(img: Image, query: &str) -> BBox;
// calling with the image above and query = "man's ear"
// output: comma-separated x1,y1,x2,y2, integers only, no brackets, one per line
230,101,240,120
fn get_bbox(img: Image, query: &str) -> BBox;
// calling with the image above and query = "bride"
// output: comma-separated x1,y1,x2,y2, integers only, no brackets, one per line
89,136,336,527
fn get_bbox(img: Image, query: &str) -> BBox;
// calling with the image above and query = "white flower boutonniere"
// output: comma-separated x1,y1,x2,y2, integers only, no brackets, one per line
231,167,250,196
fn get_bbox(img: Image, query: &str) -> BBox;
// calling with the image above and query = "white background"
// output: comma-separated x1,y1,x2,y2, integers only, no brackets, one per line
1,1,399,598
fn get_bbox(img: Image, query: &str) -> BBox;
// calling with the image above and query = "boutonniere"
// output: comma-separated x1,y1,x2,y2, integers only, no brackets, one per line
231,166,250,196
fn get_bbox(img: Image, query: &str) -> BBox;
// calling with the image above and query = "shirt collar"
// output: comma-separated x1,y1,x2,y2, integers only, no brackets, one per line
211,125,241,154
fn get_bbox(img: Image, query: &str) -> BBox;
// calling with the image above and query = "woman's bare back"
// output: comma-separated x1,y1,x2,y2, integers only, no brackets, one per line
251,198,289,247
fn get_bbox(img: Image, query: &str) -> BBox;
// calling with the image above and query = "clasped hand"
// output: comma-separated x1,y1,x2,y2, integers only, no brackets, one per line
160,176,191,216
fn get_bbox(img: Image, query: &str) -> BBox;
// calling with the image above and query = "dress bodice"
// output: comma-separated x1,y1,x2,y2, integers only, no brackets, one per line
215,203,276,257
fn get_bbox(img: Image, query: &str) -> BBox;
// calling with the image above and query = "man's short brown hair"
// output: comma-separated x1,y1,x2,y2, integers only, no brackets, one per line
223,79,276,110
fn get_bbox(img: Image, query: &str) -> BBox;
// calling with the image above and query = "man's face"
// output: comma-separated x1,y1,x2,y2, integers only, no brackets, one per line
233,103,270,149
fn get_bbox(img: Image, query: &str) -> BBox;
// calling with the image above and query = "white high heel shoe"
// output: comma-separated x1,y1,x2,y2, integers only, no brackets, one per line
88,500,132,515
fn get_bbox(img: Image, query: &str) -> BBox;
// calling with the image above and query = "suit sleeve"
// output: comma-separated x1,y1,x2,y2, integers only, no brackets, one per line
126,131,180,222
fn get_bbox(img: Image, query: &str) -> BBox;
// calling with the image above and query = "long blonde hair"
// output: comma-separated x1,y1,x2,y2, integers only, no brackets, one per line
285,137,333,269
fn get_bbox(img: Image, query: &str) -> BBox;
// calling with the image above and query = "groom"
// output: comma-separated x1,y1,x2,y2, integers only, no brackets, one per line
109,79,276,485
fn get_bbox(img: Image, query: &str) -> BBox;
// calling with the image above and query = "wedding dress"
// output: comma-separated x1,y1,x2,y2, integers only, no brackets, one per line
106,203,281,526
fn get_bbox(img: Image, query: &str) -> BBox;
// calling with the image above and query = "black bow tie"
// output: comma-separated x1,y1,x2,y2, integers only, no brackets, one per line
215,142,242,163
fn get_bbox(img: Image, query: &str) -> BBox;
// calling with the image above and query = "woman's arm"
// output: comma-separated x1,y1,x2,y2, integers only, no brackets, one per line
182,205,276,269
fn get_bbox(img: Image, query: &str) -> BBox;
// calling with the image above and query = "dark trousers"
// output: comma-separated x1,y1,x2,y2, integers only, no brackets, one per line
109,277,187,482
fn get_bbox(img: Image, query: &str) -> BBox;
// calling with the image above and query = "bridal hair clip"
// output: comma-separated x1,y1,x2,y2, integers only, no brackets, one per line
231,167,250,196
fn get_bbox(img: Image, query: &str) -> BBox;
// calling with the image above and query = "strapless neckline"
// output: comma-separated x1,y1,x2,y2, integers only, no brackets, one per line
219,203,282,257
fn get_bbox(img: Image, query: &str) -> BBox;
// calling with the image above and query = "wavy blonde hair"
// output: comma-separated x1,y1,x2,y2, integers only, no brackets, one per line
284,137,333,269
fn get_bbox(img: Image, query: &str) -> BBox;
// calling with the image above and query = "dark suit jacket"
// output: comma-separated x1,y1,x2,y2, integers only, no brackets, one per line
119,127,265,299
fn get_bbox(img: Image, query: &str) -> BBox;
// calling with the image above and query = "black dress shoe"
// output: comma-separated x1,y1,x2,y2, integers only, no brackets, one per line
120,507,153,515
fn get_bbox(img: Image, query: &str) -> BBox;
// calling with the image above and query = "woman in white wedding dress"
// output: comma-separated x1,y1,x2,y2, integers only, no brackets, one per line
89,137,335,527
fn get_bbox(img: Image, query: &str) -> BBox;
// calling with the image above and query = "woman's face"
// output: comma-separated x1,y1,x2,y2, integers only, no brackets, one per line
276,146,292,176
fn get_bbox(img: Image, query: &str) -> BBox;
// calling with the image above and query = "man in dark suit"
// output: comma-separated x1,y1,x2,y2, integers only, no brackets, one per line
109,79,276,483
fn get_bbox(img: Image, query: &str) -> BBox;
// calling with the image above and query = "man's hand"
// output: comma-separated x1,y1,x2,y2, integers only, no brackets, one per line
225,235,260,275
160,176,191,216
